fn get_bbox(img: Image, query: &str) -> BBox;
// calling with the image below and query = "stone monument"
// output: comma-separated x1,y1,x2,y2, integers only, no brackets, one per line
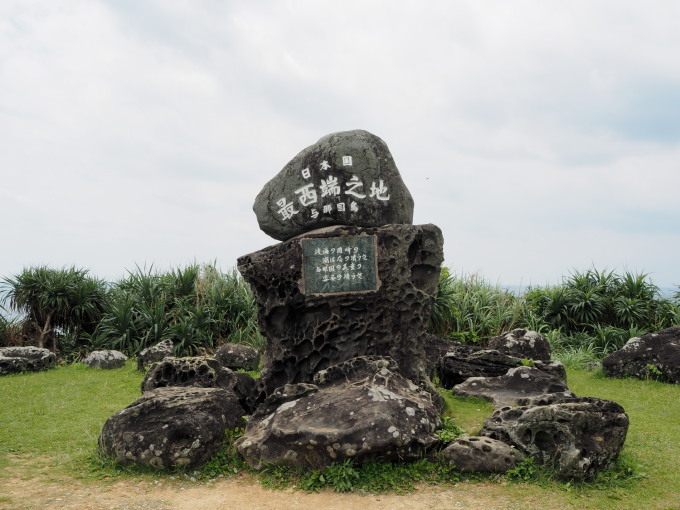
239,129,444,405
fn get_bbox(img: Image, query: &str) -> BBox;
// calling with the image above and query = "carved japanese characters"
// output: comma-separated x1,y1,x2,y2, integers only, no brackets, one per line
253,130,414,241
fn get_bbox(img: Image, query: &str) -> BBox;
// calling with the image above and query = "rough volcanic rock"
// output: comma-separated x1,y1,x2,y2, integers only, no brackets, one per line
0,346,56,375
82,350,128,369
452,366,573,408
253,130,414,241
238,223,443,405
602,326,680,384
137,339,174,371
99,387,245,469
441,436,525,473
214,343,260,372
487,329,552,362
141,356,257,414
235,356,441,470
481,394,629,480
425,335,566,388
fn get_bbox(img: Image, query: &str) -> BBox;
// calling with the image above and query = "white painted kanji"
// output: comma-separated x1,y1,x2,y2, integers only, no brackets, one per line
369,179,390,201
276,197,299,220
320,175,341,197
320,160,331,171
301,167,311,179
342,155,353,166
344,175,366,199
294,183,318,207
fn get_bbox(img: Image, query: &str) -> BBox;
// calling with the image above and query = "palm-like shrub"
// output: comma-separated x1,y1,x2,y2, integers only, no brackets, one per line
429,270,525,344
0,266,107,352
93,264,261,357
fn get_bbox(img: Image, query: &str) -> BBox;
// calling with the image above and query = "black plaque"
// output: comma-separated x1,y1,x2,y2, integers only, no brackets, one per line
301,235,379,294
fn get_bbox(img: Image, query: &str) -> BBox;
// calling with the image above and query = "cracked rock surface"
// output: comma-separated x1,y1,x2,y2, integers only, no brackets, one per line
235,356,441,470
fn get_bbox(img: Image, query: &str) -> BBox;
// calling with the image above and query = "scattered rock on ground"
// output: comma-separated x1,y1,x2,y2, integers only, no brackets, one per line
253,129,414,241
425,335,566,388
453,366,573,408
82,350,128,369
137,339,174,371
141,356,257,414
487,329,552,361
441,436,525,473
214,343,260,372
236,356,441,470
0,346,57,375
481,394,629,480
602,326,680,384
99,386,245,469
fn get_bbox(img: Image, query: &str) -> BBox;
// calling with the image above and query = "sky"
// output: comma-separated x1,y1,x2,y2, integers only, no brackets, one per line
1,0,679,289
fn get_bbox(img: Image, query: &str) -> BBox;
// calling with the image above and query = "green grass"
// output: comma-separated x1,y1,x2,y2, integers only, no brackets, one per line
0,360,142,473
0,363,679,509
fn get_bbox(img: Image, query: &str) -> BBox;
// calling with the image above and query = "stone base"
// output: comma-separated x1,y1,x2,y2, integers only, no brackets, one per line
238,224,443,405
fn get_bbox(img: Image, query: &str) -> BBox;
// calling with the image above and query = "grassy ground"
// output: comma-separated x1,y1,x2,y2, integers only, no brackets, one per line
0,362,678,509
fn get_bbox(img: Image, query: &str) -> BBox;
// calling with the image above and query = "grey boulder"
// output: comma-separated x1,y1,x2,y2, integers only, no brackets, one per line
214,343,260,372
235,356,441,470
441,436,525,473
487,329,552,362
253,130,414,241
82,350,128,369
481,394,629,480
99,386,245,469
453,366,573,408
137,339,173,371
141,356,257,414
0,346,56,375
602,326,680,384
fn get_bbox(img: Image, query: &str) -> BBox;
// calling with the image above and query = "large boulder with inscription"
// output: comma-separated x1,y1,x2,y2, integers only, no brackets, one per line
238,223,444,405
602,326,680,384
141,356,257,414
487,329,552,362
452,366,573,408
0,346,56,375
99,386,245,469
235,356,441,470
481,394,629,480
425,335,566,388
254,130,414,241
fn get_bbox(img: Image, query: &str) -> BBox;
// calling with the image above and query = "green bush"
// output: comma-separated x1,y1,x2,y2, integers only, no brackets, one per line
92,263,261,357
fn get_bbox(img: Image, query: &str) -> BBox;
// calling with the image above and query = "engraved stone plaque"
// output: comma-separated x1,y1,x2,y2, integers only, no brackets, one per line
301,235,379,294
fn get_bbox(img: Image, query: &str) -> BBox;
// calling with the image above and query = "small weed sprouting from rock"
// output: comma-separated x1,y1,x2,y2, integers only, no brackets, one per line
505,457,538,482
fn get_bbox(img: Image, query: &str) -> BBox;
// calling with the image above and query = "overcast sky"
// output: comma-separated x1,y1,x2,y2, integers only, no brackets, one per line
1,1,679,289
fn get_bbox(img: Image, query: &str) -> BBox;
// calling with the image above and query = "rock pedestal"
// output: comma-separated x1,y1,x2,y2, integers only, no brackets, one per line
238,223,444,403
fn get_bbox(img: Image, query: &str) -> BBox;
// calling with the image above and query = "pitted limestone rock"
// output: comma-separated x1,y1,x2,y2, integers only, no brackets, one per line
441,436,525,473
481,394,629,480
141,356,257,414
602,326,680,384
253,130,414,241
137,339,174,371
453,366,573,408
99,386,245,470
235,356,441,470
0,346,56,375
82,350,128,369
487,329,552,362
238,224,443,405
